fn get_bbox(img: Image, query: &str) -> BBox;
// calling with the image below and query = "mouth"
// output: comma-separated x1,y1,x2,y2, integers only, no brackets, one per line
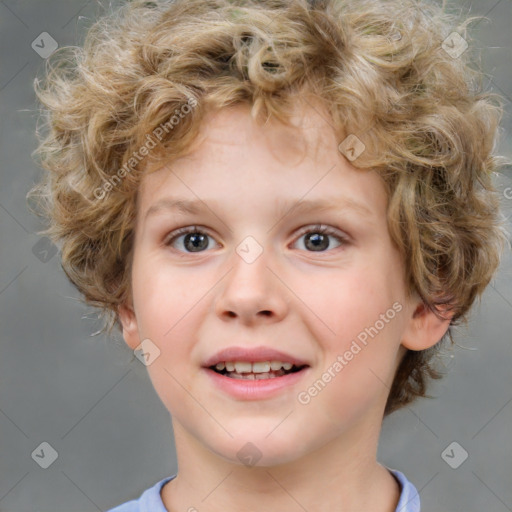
208,362,310,380
203,360,312,400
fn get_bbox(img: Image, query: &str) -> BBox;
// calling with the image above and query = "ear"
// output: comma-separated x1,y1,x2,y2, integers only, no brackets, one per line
117,302,142,351
401,299,453,351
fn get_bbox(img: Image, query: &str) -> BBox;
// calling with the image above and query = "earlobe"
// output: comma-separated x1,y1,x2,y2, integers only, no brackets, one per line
117,303,141,351
401,301,453,351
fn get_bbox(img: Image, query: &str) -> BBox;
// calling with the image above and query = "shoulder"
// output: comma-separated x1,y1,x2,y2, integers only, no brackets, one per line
388,468,421,512
106,475,177,512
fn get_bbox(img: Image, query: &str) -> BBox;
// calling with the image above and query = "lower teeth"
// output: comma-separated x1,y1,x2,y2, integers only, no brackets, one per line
225,369,287,379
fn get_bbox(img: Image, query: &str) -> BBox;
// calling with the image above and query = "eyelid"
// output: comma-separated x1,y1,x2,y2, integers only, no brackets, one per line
293,224,349,242
162,225,219,247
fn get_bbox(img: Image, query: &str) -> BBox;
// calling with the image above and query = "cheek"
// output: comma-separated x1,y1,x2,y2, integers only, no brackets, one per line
129,267,206,396
133,260,210,335
136,300,204,416
294,263,404,410
295,261,399,342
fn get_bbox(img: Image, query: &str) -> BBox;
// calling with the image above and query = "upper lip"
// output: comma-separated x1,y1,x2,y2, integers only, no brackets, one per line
202,346,310,368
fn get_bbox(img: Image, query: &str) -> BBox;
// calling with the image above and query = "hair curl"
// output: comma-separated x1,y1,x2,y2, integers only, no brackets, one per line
27,0,509,415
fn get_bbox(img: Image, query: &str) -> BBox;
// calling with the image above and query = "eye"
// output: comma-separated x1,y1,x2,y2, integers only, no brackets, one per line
292,224,348,252
163,224,349,254
163,226,218,253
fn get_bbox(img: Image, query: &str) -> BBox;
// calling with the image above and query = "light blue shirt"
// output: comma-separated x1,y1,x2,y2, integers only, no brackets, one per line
106,468,421,511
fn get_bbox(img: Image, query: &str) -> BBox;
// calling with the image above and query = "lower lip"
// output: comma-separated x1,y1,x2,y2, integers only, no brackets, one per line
202,367,311,400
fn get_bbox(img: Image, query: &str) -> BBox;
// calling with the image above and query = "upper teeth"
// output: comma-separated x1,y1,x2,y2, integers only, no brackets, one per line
214,361,294,373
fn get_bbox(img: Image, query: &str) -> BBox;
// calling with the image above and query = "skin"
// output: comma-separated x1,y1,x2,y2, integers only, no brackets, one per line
118,99,451,511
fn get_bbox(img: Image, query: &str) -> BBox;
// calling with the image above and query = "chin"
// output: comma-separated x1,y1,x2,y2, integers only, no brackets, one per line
209,433,307,468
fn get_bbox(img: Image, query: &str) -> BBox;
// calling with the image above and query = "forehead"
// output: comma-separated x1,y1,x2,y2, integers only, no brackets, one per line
144,98,340,177
193,101,333,161
136,100,387,222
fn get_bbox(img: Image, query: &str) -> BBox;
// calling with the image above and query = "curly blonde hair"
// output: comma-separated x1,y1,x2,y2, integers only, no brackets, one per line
27,0,509,415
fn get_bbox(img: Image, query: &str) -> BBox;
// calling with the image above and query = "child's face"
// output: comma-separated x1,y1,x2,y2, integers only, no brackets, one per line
119,101,425,466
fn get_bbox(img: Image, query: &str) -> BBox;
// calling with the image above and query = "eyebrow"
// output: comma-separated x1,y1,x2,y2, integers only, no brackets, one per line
144,196,372,225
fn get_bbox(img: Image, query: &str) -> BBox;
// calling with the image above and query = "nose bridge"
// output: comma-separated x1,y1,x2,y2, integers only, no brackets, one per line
214,235,288,323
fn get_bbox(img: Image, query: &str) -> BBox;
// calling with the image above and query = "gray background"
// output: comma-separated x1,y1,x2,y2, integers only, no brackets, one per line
0,0,511,510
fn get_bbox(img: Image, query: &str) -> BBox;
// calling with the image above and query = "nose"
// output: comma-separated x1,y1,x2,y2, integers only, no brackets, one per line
213,243,289,326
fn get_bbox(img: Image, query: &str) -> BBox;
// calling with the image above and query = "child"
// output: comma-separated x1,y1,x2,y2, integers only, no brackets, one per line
27,0,508,510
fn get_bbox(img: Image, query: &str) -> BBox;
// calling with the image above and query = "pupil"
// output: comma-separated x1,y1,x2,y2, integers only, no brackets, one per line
305,233,328,251
185,233,208,252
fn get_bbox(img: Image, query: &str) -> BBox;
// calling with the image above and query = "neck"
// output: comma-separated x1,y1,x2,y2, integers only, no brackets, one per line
161,415,400,512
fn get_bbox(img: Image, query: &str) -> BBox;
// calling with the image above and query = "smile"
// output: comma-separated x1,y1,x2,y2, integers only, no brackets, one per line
204,363,311,400
210,360,308,379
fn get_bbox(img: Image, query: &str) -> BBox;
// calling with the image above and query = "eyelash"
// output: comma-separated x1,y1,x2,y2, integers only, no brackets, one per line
163,224,349,254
